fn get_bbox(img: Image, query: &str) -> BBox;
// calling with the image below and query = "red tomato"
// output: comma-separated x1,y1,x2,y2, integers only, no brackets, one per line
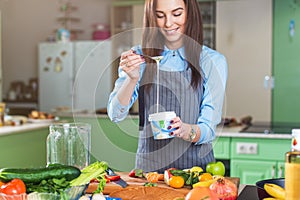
0,179,26,195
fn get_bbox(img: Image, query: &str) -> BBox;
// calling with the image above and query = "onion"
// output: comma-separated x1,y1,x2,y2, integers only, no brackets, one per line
209,177,238,200
92,193,106,200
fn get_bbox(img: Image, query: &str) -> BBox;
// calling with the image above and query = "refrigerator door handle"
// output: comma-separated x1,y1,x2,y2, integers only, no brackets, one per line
70,76,74,97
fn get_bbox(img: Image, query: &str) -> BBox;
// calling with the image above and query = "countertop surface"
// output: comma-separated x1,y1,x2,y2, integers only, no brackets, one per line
0,122,50,136
216,126,292,139
0,112,293,139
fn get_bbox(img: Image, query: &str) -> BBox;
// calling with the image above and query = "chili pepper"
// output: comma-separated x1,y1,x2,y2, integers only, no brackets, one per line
105,175,120,181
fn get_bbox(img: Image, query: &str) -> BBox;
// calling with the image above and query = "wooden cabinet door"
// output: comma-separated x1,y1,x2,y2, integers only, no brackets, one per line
231,159,276,185
216,0,272,121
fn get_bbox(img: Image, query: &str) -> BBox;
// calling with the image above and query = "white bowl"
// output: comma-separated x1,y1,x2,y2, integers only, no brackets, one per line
27,192,60,200
27,184,88,200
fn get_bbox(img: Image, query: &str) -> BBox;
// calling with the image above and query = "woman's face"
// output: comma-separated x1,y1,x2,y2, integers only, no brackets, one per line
155,0,187,49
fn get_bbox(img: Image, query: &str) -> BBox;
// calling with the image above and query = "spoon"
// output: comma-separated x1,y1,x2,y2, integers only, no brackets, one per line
139,54,164,62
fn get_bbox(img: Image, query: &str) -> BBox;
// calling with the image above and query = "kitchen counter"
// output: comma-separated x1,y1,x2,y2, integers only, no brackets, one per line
217,126,292,139
0,118,293,140
0,122,50,136
55,111,293,139
0,114,292,173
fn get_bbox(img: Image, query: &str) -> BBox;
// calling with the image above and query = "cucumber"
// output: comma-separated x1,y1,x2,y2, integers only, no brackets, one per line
0,164,81,183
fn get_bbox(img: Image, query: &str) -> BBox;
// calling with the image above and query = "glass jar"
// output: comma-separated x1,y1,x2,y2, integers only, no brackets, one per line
285,129,300,200
47,123,91,169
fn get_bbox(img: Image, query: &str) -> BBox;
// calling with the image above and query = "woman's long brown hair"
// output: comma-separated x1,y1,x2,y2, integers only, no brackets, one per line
142,0,203,90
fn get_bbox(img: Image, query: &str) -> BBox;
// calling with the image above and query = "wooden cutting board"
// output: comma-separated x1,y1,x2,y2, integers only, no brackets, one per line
86,172,240,196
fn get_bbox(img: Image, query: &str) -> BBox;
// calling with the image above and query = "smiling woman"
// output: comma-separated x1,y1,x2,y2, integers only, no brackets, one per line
108,0,228,173
155,0,187,50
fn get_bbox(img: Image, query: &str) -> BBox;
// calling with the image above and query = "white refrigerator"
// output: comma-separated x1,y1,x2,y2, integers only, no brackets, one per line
38,40,112,113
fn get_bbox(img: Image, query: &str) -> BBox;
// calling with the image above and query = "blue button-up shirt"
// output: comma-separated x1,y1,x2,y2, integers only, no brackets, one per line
107,45,228,144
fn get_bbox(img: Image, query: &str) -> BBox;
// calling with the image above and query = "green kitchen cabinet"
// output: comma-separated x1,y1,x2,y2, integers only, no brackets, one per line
231,159,285,185
0,128,49,168
272,0,300,122
230,137,289,184
213,136,230,159
59,115,140,172
231,159,278,184
63,116,233,171
0,115,140,171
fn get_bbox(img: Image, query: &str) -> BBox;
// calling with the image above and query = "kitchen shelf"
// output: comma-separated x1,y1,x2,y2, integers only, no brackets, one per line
110,0,144,85
198,1,216,49
57,17,80,22
203,24,216,29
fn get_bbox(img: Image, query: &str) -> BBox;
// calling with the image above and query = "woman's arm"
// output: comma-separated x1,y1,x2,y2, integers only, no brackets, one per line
107,50,145,122
170,48,228,144
196,49,228,144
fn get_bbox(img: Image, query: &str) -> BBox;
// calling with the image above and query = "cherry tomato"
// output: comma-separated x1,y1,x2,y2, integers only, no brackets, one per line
129,168,144,178
0,179,26,195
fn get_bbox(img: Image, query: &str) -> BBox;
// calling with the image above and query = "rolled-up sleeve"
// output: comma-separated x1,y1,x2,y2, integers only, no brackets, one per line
195,47,228,144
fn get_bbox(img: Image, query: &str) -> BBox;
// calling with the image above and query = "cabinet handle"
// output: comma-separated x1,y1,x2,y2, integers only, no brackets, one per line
278,165,283,178
264,76,270,89
271,165,275,179
270,76,275,89
264,75,275,90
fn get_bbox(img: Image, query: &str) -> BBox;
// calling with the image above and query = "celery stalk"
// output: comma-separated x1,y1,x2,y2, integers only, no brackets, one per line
70,161,108,187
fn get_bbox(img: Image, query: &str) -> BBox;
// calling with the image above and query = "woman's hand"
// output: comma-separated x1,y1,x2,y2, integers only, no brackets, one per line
169,117,197,142
120,49,145,81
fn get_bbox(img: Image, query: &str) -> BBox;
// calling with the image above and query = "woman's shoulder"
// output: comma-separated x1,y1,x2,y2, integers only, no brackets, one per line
200,45,228,79
201,45,226,61
200,45,227,68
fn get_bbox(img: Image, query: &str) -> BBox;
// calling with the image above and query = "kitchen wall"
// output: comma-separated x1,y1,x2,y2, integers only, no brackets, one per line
216,0,272,122
0,11,2,101
0,0,111,98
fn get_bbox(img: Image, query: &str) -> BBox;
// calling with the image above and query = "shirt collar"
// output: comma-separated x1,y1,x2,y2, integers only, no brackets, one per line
162,45,185,60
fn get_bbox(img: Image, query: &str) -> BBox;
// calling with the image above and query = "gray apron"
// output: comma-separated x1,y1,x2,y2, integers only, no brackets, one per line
136,63,214,173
